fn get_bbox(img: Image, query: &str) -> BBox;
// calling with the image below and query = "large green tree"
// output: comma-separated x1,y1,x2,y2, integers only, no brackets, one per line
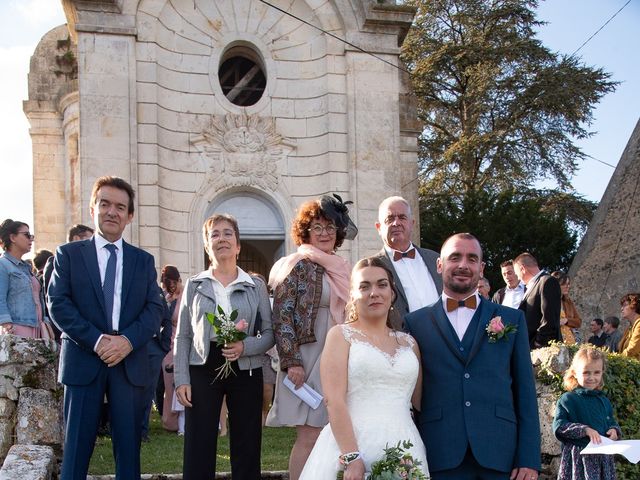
402,0,615,271
419,188,596,288
402,0,617,195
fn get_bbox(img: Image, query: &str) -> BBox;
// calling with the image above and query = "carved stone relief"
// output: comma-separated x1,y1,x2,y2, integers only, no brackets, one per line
191,114,295,192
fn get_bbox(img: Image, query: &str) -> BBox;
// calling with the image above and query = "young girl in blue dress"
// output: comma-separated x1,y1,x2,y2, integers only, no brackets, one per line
553,346,621,480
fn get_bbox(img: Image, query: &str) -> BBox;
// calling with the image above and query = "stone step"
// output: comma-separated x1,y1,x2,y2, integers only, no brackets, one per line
87,472,289,480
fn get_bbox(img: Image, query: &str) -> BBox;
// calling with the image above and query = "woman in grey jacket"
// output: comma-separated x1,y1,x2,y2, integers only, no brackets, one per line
174,213,274,480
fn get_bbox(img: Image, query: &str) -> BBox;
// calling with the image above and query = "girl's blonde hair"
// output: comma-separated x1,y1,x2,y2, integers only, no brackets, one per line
563,346,607,391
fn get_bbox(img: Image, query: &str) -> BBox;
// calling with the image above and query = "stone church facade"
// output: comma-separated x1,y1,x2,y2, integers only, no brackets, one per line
24,0,420,278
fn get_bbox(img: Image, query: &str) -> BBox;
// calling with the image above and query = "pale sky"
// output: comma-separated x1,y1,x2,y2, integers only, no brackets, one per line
0,0,638,234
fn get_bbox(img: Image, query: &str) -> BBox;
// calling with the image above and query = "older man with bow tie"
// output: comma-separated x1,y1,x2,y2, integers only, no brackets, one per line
374,196,442,328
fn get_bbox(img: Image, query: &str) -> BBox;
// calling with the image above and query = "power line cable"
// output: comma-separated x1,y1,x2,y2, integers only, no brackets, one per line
257,0,411,74
584,153,616,169
570,0,631,57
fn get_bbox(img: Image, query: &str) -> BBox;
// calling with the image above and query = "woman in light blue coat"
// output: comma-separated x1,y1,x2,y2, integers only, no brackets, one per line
0,218,46,338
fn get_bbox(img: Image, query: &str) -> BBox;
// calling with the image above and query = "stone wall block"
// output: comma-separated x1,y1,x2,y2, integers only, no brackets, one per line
15,389,62,446
0,399,16,461
0,336,57,368
9,363,58,392
531,344,571,375
537,383,562,457
0,444,55,480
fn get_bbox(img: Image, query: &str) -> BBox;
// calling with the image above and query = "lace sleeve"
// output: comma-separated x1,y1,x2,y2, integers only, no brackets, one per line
394,331,416,349
340,324,355,344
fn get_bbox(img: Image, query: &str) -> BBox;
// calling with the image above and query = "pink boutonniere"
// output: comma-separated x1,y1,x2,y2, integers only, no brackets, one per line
486,316,517,343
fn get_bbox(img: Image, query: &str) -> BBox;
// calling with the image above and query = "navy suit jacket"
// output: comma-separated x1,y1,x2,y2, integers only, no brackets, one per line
48,238,163,387
405,298,541,473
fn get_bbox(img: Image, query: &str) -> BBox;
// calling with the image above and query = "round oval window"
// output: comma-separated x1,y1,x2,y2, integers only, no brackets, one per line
218,46,266,107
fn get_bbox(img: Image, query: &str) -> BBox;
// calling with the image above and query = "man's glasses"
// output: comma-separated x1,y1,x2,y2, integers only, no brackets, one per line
308,224,337,236
17,232,35,241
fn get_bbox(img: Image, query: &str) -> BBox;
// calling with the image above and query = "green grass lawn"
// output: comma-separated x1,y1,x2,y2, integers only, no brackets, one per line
88,414,295,475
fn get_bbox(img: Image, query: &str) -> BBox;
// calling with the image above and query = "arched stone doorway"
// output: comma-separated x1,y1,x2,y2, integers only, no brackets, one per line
204,191,285,280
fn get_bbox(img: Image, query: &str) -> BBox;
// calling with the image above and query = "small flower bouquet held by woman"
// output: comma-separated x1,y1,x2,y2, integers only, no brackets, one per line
206,305,248,380
337,441,429,480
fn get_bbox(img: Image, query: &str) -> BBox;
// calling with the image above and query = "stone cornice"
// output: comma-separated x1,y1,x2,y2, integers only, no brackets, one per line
62,0,135,41
363,2,417,46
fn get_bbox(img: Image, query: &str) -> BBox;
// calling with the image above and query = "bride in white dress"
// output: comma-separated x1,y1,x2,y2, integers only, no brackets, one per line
299,257,429,480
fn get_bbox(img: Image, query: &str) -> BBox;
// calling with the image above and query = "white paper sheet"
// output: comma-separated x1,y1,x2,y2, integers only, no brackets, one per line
283,377,323,410
581,436,640,464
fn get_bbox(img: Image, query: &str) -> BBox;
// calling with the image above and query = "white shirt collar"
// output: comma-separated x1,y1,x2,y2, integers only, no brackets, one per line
204,266,255,286
94,233,123,251
505,281,525,292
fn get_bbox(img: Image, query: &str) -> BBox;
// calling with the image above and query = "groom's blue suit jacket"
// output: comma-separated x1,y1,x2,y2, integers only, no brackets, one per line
405,297,541,473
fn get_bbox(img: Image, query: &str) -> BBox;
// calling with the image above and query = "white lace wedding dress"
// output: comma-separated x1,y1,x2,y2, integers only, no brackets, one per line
299,325,429,479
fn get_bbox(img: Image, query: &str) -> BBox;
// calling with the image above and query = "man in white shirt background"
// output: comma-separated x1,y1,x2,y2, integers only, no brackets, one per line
492,259,525,308
374,196,442,328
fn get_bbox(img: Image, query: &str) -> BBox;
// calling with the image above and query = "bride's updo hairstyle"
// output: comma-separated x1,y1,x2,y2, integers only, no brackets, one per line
346,256,400,329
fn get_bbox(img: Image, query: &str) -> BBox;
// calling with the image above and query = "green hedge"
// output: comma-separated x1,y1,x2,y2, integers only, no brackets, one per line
536,344,640,479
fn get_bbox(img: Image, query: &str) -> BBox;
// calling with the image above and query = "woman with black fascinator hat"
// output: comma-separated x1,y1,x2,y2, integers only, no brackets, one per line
266,194,356,480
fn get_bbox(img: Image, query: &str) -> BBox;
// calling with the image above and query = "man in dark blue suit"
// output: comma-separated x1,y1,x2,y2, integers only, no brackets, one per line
405,233,540,480
48,176,163,480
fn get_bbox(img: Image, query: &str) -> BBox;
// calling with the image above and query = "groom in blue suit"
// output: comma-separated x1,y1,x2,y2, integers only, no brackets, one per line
48,176,163,480
405,233,540,480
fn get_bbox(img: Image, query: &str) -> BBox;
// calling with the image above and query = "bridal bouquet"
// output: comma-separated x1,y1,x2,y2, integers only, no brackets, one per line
337,441,429,480
206,305,248,380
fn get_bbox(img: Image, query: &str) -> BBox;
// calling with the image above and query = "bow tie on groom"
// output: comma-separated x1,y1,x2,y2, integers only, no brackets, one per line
445,295,477,312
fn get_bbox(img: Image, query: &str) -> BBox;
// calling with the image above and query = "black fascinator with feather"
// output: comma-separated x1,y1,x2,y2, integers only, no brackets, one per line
319,194,358,240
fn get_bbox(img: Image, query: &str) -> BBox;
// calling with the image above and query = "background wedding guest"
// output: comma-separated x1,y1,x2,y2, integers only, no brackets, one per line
551,271,582,345
141,284,173,442
619,293,640,359
174,214,274,480
160,265,184,433
33,249,53,282
515,252,562,349
266,196,353,480
43,224,95,343
374,196,441,325
492,259,525,308
477,277,491,300
43,224,94,295
587,318,607,348
0,219,49,338
603,316,623,353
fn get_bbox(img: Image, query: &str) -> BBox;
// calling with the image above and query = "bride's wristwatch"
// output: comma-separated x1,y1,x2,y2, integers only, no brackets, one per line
338,451,361,466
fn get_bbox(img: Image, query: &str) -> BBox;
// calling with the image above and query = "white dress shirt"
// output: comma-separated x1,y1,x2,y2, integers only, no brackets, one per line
442,292,480,341
502,282,525,309
385,244,439,312
205,267,255,340
93,234,124,351
94,234,124,330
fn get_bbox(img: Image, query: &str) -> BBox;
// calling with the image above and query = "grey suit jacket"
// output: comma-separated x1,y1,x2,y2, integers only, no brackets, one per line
375,246,442,329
